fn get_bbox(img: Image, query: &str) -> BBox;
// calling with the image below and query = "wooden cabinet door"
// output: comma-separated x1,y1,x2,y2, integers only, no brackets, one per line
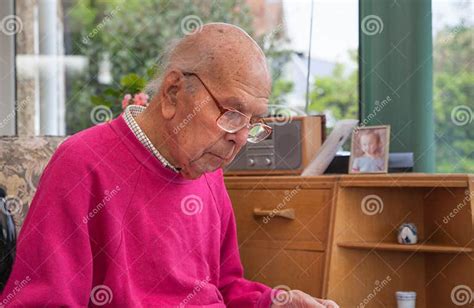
227,187,334,297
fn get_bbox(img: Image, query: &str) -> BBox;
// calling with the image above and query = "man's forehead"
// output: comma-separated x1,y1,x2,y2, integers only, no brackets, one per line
199,75,270,115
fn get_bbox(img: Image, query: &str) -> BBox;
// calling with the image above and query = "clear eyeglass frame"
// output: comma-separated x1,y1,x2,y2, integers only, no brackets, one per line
183,72,272,143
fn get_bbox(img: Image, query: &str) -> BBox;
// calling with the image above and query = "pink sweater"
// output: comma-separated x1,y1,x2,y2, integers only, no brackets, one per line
1,115,273,307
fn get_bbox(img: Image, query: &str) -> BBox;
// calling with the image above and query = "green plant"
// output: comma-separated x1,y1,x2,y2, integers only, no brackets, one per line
65,0,294,134
433,23,474,173
308,49,358,120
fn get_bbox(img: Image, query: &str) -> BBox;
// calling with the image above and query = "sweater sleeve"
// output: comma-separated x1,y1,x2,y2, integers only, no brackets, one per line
0,139,94,307
213,172,273,308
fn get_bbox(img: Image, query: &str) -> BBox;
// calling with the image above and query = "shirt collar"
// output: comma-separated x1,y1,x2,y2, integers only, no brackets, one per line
122,105,180,173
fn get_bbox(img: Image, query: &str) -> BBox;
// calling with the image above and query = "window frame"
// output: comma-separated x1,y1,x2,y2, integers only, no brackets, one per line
0,0,17,136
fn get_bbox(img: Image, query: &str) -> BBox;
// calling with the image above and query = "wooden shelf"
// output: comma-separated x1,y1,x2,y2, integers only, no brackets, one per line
337,241,473,254
243,240,326,252
338,173,471,188
224,175,338,189
226,173,474,307
225,174,472,189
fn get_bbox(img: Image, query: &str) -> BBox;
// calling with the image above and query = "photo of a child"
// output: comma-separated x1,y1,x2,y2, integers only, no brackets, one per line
349,125,390,174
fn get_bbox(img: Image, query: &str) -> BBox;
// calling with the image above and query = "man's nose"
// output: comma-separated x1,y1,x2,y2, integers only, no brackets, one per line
224,126,249,146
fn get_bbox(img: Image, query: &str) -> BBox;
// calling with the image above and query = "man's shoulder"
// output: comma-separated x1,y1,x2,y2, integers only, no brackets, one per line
66,120,118,148
50,121,121,171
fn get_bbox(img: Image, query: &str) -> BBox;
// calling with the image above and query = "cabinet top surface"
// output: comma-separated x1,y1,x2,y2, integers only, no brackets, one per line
224,173,473,188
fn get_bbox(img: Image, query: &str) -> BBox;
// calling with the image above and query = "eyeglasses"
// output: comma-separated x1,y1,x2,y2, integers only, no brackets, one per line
182,72,272,143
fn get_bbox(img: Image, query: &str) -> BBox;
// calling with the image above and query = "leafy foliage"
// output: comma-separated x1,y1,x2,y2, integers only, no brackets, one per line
65,0,293,133
308,50,358,121
433,24,474,173
306,21,473,172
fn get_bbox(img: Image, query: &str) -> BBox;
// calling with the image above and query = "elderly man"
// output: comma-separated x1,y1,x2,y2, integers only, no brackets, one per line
1,23,338,307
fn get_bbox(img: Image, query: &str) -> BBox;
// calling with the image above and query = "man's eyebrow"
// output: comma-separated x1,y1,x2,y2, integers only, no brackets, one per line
236,102,246,112
220,97,268,118
239,104,267,119
220,97,246,111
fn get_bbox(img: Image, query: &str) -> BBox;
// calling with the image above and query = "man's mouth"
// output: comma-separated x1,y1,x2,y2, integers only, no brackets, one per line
189,144,235,164
209,152,231,161
207,145,235,161
219,148,236,161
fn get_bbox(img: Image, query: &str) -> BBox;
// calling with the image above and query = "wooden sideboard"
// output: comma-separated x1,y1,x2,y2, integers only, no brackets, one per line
224,173,474,307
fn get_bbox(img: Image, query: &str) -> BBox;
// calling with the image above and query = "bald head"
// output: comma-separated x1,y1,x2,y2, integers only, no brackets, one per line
164,23,271,99
138,23,272,179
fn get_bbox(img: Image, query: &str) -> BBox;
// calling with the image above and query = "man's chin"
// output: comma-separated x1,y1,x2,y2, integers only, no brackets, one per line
180,166,205,179
180,163,222,179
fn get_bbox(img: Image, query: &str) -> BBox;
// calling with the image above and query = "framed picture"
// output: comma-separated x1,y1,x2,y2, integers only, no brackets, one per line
349,125,390,174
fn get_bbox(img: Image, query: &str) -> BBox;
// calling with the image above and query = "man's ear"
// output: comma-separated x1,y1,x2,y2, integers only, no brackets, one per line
160,70,184,120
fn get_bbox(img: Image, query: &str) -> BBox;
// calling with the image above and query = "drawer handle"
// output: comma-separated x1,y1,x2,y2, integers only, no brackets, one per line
253,208,296,220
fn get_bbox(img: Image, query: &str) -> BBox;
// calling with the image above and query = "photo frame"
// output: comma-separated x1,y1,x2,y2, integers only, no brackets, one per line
349,125,390,174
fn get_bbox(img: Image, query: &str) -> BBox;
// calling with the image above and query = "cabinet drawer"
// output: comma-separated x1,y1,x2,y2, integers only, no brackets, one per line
228,188,333,250
240,247,325,297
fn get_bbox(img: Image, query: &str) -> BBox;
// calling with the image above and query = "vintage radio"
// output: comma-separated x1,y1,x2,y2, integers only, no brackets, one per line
224,115,326,175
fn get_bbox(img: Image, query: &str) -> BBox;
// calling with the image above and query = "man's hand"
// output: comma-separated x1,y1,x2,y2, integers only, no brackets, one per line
270,289,339,308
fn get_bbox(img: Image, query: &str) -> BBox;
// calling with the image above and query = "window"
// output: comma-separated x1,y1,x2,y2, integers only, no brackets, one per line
11,0,359,136
432,0,473,173
303,0,359,127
